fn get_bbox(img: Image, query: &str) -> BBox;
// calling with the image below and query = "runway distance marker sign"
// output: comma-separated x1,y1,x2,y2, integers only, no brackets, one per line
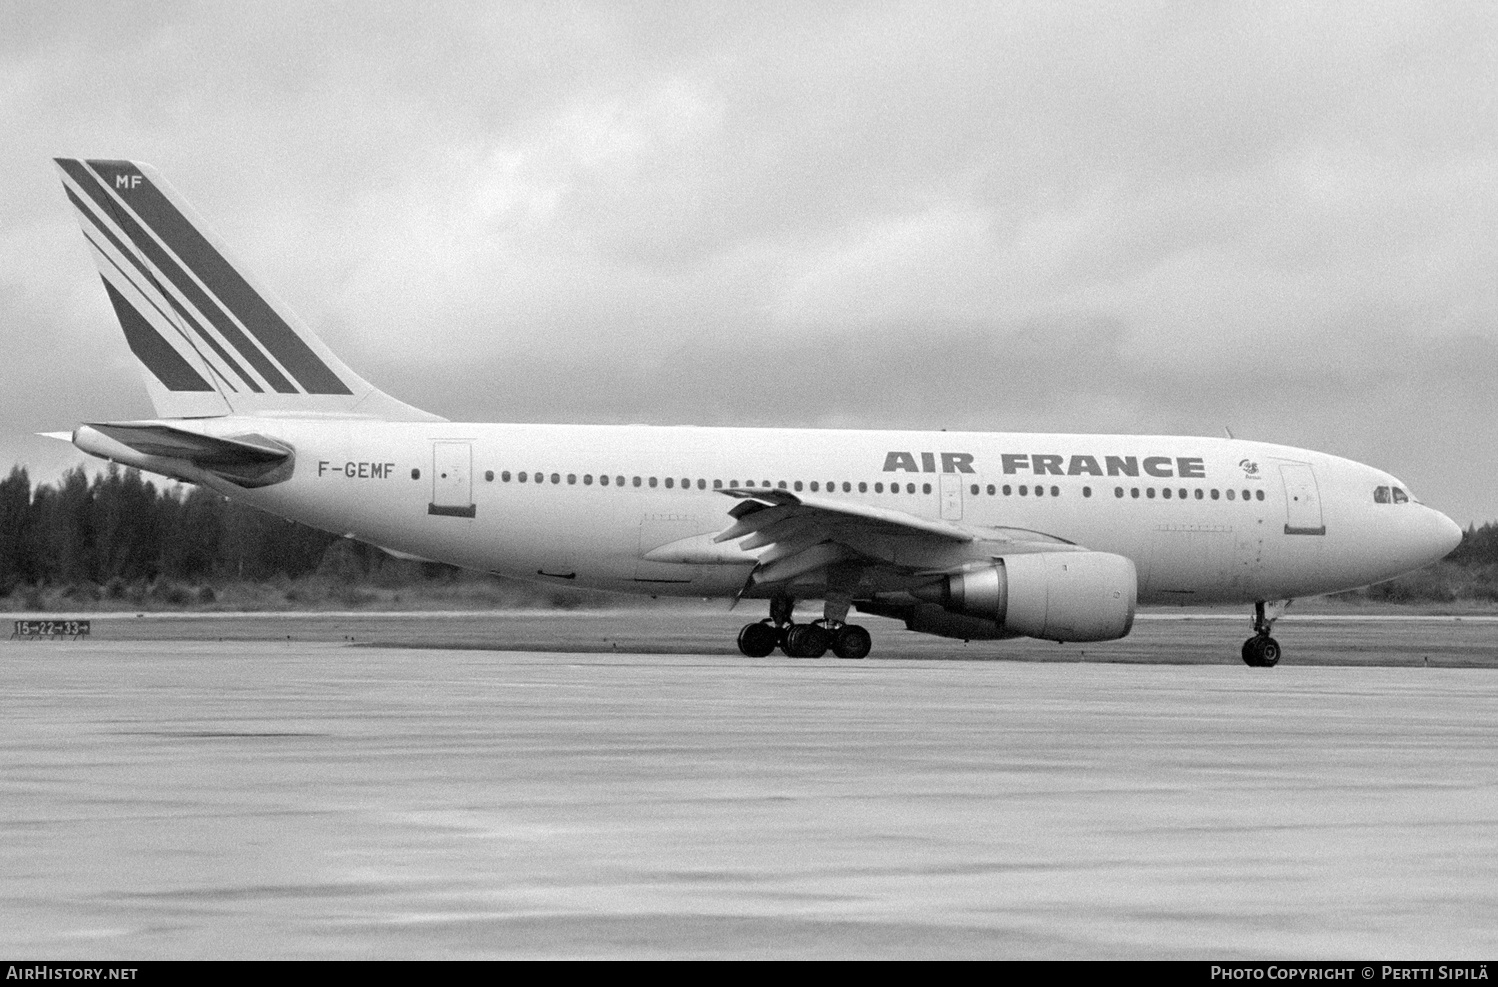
11,619,91,640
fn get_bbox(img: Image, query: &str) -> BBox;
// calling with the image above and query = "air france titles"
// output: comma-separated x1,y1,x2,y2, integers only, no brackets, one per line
318,460,396,479
882,451,1206,478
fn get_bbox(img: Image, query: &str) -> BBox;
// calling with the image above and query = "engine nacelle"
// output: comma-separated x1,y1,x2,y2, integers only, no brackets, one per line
911,552,1137,642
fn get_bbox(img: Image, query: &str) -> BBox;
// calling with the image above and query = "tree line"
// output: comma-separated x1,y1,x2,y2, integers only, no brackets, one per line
0,464,340,593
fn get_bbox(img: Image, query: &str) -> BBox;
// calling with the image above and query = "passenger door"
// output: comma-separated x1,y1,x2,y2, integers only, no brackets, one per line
1280,463,1325,536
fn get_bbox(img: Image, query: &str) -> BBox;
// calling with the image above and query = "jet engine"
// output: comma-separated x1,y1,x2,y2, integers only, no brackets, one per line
910,552,1137,642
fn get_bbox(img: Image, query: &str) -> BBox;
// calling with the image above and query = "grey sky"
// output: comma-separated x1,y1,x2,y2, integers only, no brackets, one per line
3,1,1495,522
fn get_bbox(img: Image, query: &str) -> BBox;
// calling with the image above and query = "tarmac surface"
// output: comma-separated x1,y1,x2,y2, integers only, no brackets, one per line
3,608,1497,959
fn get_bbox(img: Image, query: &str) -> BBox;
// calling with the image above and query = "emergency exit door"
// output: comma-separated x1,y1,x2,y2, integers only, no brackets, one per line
428,441,476,517
939,473,964,521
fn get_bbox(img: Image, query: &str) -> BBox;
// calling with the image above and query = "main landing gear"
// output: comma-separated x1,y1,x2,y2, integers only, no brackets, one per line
1241,600,1282,668
736,596,872,659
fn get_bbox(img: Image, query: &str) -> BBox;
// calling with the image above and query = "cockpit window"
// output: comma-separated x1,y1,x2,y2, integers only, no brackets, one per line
1391,487,1409,504
1374,486,1390,504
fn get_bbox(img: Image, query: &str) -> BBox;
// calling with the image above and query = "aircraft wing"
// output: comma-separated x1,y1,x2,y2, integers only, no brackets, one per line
715,487,1079,589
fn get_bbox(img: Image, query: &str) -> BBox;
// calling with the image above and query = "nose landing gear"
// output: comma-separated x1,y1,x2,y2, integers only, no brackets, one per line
735,595,873,659
1242,600,1283,667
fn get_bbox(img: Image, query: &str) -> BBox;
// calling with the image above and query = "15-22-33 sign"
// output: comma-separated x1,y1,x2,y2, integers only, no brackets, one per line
12,620,91,639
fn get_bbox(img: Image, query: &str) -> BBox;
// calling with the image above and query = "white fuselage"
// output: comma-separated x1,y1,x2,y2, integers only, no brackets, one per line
189,418,1458,606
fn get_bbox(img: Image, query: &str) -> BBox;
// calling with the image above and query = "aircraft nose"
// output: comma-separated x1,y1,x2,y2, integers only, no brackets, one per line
1432,509,1463,559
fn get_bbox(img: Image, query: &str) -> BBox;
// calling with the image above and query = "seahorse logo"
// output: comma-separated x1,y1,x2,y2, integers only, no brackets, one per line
1239,459,1260,476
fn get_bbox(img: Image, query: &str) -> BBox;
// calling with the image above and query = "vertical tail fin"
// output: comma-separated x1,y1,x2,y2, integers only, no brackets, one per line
53,158,442,422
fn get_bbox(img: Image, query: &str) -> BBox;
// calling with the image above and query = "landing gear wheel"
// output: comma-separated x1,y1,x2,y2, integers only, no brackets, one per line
783,623,830,658
831,624,872,660
1241,600,1285,667
737,620,779,658
1241,635,1281,668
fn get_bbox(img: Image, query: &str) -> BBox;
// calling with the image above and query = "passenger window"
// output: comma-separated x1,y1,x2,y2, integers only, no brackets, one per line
1019,485,1028,496
1051,486,1059,497
794,481,803,492
1178,488,1187,499
1392,487,1408,504
599,475,608,486
551,473,560,484
583,474,592,485
987,484,996,495
922,483,931,494
633,476,642,487
1083,486,1091,498
665,478,674,489
970,484,979,496
858,482,868,493
698,479,707,490
778,481,787,489
411,468,421,480
842,482,851,493
1194,489,1203,500
1242,489,1250,501
650,477,659,488
518,472,528,483
502,471,511,482
485,470,494,482
567,474,576,485
1034,486,1043,497
1162,488,1172,499
713,479,722,489
875,482,884,493
1115,487,1124,498
1226,489,1235,500
1211,489,1219,500
1374,486,1391,504
1255,490,1264,501
1146,488,1155,499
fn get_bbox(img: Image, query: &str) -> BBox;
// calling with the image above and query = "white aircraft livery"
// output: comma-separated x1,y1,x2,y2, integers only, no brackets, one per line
50,158,1463,666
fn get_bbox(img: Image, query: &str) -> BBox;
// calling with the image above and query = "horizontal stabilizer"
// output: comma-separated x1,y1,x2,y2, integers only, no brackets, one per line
75,421,293,487
87,422,289,465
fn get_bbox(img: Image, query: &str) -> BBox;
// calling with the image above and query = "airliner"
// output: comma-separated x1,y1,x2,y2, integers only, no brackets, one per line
48,158,1462,666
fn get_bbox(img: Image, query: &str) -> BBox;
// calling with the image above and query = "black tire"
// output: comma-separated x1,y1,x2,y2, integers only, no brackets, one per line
783,623,829,659
1242,636,1281,668
737,621,778,658
831,624,872,660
